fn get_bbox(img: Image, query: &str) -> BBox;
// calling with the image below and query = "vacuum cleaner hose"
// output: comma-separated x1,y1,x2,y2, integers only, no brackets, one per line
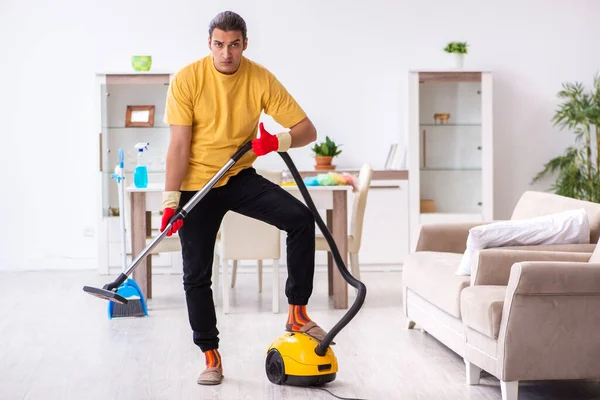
278,152,367,356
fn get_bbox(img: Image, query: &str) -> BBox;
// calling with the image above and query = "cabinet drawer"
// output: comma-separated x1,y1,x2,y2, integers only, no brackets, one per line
147,252,174,267
108,216,129,243
108,242,132,268
359,181,409,265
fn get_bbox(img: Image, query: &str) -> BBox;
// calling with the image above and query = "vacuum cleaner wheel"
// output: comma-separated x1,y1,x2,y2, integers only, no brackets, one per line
265,349,286,385
83,286,128,304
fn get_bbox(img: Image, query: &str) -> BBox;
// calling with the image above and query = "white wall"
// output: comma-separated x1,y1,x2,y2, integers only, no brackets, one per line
1,0,599,270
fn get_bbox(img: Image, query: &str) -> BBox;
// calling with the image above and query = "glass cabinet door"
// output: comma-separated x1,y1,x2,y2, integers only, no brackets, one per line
418,77,483,216
100,81,170,217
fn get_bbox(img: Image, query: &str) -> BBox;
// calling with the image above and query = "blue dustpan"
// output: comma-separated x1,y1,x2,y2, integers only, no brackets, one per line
109,148,149,319
108,278,149,318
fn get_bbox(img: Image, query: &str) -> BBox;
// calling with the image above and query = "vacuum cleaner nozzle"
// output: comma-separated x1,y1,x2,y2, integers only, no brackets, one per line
83,272,130,304
83,286,128,304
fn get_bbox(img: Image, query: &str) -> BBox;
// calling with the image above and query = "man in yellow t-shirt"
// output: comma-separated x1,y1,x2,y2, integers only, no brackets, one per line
160,11,328,385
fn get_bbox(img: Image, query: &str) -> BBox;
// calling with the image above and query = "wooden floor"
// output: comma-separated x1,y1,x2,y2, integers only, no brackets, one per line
1,269,600,400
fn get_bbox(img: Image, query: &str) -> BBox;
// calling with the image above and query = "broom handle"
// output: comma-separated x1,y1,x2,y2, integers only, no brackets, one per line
116,148,128,275
117,166,127,274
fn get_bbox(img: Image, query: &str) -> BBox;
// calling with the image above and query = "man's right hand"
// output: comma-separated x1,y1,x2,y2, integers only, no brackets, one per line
161,191,183,236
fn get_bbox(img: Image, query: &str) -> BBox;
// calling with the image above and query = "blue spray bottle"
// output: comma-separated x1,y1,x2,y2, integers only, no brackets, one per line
134,142,149,188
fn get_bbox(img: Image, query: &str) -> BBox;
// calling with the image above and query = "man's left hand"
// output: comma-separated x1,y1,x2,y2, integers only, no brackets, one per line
252,122,279,156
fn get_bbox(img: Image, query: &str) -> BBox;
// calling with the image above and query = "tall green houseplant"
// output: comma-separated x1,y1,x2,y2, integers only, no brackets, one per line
532,74,600,202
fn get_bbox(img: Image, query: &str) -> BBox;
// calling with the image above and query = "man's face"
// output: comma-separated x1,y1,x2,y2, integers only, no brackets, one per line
208,28,247,74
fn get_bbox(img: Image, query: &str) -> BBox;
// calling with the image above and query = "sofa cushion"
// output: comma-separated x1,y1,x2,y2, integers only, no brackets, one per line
511,191,600,243
403,251,470,318
460,286,506,339
456,208,590,276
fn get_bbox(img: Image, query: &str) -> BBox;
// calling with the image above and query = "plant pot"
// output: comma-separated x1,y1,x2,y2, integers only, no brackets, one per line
451,53,464,69
132,55,152,72
314,156,335,171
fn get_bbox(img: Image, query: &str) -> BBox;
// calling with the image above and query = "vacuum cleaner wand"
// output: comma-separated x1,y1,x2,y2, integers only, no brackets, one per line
278,152,366,356
83,142,253,303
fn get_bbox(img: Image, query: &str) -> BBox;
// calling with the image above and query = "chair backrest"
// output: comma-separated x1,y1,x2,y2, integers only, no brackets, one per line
218,169,282,260
511,191,600,243
349,164,373,250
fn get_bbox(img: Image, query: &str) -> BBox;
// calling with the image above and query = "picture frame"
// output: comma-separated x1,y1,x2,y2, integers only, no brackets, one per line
125,105,155,127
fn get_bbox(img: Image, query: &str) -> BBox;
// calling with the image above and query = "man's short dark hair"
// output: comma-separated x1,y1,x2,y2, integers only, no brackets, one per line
209,11,247,40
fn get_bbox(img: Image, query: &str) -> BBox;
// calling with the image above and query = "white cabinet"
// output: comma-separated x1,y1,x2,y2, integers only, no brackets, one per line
407,70,494,250
358,180,409,265
310,176,410,267
95,72,179,275
290,173,410,268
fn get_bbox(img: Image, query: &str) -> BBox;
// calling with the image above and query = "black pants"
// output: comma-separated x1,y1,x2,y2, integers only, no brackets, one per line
178,167,315,352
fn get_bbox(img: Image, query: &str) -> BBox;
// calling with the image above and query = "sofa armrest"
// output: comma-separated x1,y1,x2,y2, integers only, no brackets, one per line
472,249,592,286
497,261,600,382
415,221,494,253
508,261,600,295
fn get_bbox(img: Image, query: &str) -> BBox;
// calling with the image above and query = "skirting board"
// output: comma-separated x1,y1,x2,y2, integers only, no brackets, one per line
0,258,403,273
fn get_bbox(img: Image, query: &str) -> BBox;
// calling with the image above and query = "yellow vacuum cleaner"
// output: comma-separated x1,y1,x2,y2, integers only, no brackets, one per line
83,142,366,389
266,332,338,386
265,152,366,388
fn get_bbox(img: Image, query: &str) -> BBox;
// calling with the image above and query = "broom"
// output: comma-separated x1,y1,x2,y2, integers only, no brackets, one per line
108,148,148,318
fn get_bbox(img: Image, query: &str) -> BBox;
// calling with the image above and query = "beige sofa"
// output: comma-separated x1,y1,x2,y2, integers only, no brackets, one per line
402,191,600,400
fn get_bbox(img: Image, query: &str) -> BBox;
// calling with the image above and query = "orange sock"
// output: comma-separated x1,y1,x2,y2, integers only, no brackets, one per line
204,349,222,370
286,304,312,331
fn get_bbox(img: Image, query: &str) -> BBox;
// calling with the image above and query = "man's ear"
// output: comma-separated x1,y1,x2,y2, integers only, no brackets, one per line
243,38,248,51
207,36,212,50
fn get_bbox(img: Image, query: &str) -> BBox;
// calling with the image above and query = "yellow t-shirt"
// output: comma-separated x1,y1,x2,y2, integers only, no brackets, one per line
164,55,307,191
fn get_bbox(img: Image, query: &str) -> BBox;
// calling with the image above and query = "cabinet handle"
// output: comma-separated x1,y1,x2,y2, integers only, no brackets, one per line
99,132,103,172
477,146,482,150
370,185,401,189
422,129,427,168
478,202,482,206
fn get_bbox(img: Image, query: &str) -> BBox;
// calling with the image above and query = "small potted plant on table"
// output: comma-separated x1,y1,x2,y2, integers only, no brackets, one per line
311,136,342,170
444,41,468,68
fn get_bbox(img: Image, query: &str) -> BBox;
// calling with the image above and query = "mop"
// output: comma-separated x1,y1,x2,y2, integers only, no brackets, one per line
108,148,148,318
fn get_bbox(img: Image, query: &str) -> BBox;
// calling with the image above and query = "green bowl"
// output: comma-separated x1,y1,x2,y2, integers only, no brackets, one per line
131,55,152,72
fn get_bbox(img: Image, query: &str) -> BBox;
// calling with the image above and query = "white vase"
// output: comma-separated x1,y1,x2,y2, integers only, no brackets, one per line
452,53,464,69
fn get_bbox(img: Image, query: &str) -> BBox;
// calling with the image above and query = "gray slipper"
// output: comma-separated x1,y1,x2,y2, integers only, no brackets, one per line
197,367,224,385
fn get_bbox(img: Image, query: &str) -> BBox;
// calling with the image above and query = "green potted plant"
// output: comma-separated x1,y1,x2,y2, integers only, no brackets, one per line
310,136,342,170
444,41,468,68
531,74,600,201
